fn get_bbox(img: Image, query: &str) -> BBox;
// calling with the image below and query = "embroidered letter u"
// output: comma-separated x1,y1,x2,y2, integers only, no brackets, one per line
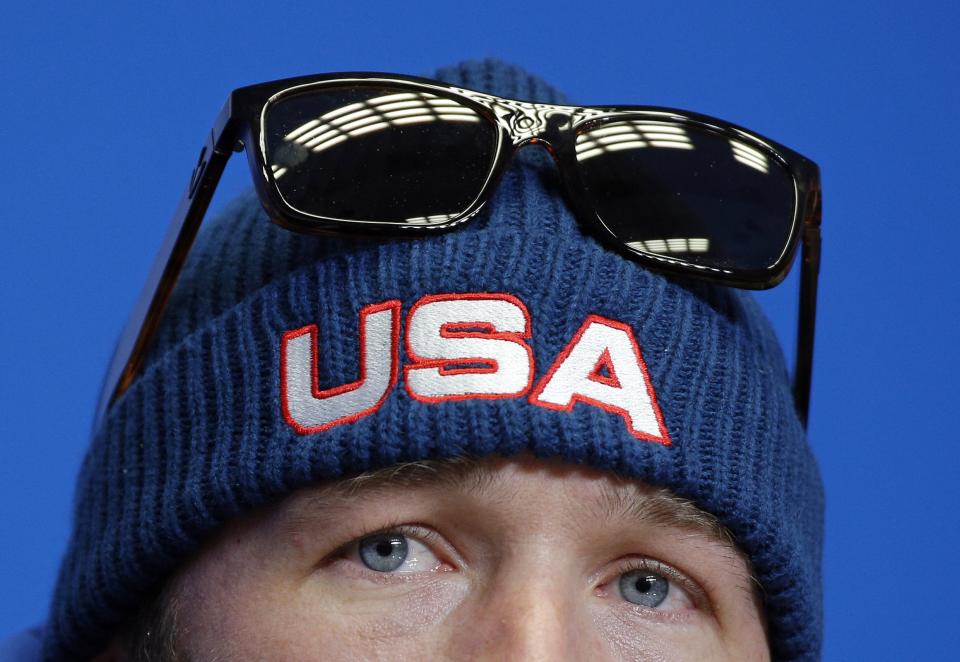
280,300,401,434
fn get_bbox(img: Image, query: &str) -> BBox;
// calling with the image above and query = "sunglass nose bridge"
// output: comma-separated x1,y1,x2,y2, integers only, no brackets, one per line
513,134,563,170
473,95,581,146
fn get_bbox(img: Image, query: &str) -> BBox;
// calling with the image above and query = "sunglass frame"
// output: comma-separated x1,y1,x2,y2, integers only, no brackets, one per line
96,71,822,429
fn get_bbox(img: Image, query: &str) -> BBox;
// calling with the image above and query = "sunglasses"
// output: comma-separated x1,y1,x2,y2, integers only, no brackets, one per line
96,71,822,428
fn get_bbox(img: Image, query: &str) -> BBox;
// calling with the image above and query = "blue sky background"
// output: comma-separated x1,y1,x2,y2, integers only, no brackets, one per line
1,1,957,659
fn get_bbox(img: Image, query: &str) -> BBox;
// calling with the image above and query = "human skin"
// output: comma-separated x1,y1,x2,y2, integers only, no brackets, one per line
111,455,769,661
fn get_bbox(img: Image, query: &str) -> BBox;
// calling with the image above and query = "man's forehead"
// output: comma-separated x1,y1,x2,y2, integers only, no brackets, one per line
284,455,734,548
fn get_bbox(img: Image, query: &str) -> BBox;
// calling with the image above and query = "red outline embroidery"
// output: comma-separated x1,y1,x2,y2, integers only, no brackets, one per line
436,321,498,375
588,348,621,388
280,300,401,434
529,314,672,445
404,292,535,404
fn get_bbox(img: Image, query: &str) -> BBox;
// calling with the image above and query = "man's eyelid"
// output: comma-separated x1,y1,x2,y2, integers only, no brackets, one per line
388,524,450,562
282,481,472,555
333,523,459,570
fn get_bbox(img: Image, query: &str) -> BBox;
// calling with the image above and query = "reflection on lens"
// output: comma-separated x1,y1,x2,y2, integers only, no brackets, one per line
576,118,796,272
264,85,499,224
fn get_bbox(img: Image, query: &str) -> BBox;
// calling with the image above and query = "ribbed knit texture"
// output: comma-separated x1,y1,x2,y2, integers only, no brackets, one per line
44,58,824,661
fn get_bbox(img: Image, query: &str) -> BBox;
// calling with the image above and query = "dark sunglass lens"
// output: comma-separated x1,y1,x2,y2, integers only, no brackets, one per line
263,85,499,224
575,119,797,273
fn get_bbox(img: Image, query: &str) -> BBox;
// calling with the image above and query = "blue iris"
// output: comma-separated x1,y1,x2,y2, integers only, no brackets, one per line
359,533,409,572
619,570,668,608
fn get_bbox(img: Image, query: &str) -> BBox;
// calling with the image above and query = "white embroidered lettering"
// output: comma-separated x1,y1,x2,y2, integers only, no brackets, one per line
405,293,534,402
280,300,400,433
529,315,670,444
279,295,668,444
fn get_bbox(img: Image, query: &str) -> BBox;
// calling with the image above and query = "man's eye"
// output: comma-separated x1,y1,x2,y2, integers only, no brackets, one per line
356,532,441,573
616,566,695,611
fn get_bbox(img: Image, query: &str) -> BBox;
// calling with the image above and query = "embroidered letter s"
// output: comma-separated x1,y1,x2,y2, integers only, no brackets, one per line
405,293,534,402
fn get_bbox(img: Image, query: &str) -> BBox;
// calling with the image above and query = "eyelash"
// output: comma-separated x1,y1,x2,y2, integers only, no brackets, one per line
328,524,448,567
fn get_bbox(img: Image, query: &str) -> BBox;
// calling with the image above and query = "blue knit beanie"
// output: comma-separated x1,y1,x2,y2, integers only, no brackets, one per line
44,59,824,660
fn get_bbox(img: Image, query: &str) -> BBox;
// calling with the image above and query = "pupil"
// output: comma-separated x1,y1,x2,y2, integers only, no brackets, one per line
635,576,654,593
376,540,394,557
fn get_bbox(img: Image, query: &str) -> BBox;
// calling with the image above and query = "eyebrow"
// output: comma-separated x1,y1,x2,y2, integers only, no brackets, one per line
284,457,498,529
292,456,734,547
593,479,735,544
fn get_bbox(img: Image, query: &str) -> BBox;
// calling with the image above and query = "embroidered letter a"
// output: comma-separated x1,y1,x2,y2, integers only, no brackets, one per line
530,315,671,445
281,300,401,434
